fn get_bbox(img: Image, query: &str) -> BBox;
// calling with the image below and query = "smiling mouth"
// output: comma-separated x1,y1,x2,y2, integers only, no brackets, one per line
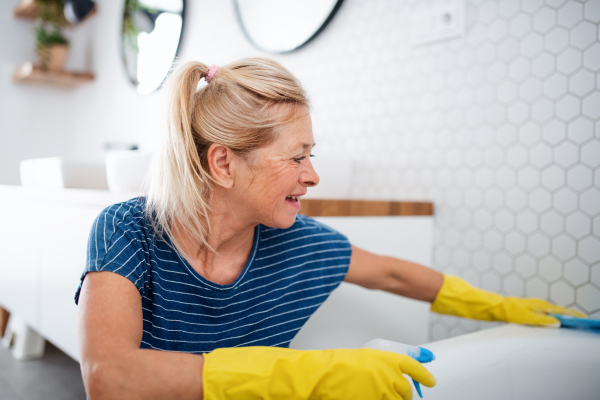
285,196,299,202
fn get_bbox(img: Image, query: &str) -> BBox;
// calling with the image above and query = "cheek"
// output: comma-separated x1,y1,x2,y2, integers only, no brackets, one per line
254,163,296,202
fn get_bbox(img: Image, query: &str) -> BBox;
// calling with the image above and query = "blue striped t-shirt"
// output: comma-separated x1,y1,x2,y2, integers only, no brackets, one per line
74,197,352,353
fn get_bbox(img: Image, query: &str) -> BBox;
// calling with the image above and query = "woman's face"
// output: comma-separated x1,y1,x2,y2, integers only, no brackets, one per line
233,110,319,229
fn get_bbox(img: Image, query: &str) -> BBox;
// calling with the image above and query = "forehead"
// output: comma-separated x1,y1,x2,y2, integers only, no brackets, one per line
270,109,315,152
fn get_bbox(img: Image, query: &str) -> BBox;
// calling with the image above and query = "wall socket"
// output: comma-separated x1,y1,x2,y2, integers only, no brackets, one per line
411,1,465,47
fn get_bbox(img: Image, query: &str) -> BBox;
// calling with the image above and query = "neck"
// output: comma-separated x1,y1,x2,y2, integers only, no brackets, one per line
172,190,256,285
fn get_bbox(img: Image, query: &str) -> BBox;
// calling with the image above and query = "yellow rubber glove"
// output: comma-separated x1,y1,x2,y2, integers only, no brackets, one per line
203,346,436,400
431,274,586,327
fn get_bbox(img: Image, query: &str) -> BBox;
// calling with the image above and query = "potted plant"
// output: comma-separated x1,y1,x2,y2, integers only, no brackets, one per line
34,0,69,72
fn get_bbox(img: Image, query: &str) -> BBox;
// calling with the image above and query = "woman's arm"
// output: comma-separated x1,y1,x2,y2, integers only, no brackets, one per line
344,245,443,303
78,271,204,400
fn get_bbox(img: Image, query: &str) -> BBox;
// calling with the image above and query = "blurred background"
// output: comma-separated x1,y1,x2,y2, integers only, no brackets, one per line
0,1,599,397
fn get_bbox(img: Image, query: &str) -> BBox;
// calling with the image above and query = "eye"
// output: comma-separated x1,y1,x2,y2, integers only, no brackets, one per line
292,156,306,163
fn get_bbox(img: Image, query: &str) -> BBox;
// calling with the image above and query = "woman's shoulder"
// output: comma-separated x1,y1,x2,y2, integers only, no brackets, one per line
98,197,147,225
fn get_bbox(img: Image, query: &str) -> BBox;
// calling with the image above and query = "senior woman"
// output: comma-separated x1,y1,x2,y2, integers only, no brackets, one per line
75,58,583,400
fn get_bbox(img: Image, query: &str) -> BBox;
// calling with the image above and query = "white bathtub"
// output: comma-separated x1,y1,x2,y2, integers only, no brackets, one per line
421,324,600,400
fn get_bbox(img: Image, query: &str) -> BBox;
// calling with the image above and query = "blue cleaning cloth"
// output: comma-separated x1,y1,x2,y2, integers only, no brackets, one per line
549,314,600,330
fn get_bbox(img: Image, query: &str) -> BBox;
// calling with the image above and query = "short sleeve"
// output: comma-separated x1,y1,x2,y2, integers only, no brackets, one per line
75,202,149,304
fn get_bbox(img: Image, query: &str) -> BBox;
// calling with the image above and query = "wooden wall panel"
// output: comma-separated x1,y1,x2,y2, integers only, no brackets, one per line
299,199,433,217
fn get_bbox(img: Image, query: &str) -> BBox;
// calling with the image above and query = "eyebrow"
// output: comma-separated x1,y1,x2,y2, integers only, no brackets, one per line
302,143,316,149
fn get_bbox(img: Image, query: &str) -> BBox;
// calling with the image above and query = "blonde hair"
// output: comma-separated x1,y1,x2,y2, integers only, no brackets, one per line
146,58,309,257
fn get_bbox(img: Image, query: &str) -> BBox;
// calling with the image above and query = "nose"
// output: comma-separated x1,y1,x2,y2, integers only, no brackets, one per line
301,160,320,187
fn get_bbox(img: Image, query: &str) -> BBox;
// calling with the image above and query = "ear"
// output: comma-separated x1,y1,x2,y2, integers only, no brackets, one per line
206,143,236,188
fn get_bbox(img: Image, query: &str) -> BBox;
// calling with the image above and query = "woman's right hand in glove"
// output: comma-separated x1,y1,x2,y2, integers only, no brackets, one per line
203,346,436,400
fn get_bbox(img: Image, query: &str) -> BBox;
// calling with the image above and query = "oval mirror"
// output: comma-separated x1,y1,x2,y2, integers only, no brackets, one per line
121,0,185,95
234,0,344,54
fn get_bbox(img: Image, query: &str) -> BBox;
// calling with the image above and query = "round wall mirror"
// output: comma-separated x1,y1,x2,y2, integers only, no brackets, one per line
121,0,185,95
234,0,344,54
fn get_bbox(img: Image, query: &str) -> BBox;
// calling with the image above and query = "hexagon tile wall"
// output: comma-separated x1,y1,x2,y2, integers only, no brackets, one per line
299,0,600,340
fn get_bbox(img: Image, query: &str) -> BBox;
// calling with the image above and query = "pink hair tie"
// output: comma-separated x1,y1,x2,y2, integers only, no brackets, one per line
206,64,218,83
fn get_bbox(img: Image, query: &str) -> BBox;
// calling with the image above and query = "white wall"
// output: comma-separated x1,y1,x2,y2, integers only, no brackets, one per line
1,0,599,340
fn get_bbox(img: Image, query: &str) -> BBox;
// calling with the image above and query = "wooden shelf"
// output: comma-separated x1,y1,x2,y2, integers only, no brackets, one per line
12,62,94,88
14,0,97,26
299,199,434,217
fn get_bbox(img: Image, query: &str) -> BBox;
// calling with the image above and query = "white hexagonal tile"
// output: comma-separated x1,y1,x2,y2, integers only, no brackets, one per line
506,145,528,168
564,259,590,286
464,229,481,250
473,249,492,272
531,98,554,122
488,18,508,42
556,48,582,75
465,188,483,208
517,210,539,234
474,209,494,230
558,1,583,28
533,7,556,33
453,248,470,269
546,0,566,8
493,252,512,276
578,236,600,264
582,92,600,119
484,230,504,253
457,88,475,107
581,140,600,168
495,209,515,232
583,43,600,70
543,73,568,99
529,188,552,213
540,211,564,237
477,83,495,105
530,143,552,167
526,277,549,299
458,47,476,68
486,104,506,125
567,117,593,143
553,188,578,214
506,187,527,211
497,125,517,146
519,121,542,145
496,167,516,189
509,58,530,81
552,234,577,261
565,212,592,239
595,216,600,236
520,77,542,101
475,168,494,188
570,21,597,50
518,166,540,190
508,101,529,124
505,231,526,254
515,254,536,278
555,95,581,122
542,120,567,144
531,53,554,78
580,188,600,215
499,0,519,18
444,227,461,247
550,281,575,306
591,264,600,287
544,26,569,53
541,165,565,190
503,275,524,296
510,13,531,37
528,233,551,258
484,146,504,168
498,37,519,61
435,246,450,265
567,165,593,191
445,188,463,208
584,0,600,23
498,81,518,104
481,271,502,292
553,141,578,168
465,147,483,168
520,32,544,57
454,208,472,229
522,0,544,14
576,284,600,313
539,256,562,282
569,69,596,97
484,188,504,210
486,61,508,84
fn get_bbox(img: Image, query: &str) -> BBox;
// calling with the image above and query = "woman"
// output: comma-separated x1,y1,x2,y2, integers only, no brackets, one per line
76,58,583,400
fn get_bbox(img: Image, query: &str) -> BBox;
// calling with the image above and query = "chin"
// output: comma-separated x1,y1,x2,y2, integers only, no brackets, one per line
268,213,298,230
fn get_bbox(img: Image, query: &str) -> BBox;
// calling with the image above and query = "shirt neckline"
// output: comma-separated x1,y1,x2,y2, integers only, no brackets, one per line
168,224,261,292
